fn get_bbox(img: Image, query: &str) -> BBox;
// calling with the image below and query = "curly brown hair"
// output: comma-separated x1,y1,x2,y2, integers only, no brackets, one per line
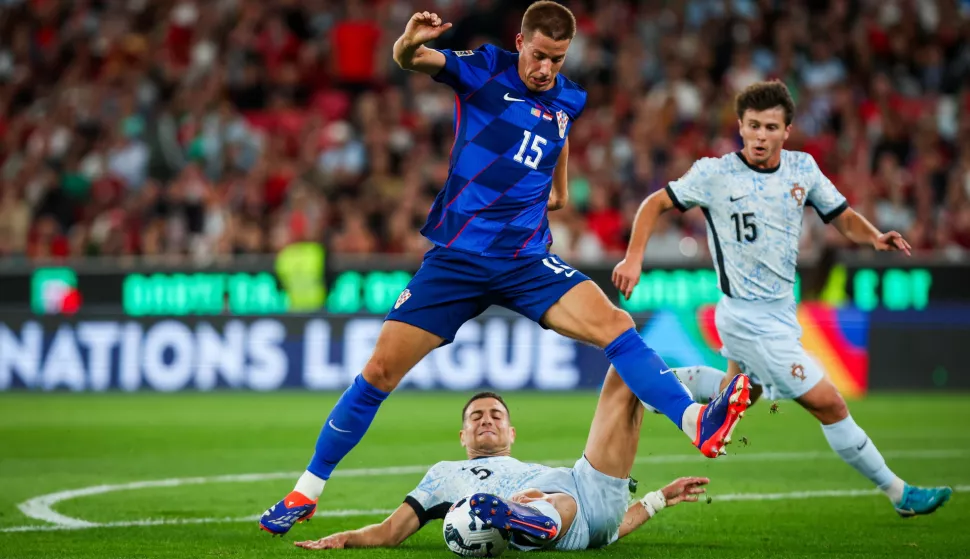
735,80,796,126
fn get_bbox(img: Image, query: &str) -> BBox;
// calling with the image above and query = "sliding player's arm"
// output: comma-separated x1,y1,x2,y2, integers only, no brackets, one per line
804,155,911,255
392,12,451,75
294,504,420,550
612,158,716,299
548,138,569,211
617,477,709,540
295,462,453,551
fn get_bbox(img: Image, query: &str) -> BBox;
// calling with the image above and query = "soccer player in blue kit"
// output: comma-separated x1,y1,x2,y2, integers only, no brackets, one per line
260,2,751,536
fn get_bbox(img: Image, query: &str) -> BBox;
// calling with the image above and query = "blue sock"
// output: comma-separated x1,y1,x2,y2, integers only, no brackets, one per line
307,374,390,479
604,328,693,428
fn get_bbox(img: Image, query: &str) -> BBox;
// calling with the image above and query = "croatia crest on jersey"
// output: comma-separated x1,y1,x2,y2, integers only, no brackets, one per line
556,110,568,138
394,289,411,309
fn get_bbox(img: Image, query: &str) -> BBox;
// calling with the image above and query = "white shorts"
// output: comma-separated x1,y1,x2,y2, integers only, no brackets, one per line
523,457,631,551
715,295,824,400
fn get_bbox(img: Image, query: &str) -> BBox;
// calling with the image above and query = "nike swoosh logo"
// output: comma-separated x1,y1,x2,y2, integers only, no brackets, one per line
328,419,352,433
857,439,869,451
730,195,748,202
659,369,672,375
564,270,576,277
504,93,525,102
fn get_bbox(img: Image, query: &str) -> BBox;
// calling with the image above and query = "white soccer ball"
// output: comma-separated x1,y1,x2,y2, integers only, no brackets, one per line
442,496,510,557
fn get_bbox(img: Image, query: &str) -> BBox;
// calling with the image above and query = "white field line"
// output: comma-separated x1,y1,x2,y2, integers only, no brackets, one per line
3,449,965,534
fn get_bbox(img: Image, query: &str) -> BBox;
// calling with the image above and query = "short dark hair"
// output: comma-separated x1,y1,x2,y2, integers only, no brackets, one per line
462,392,511,422
521,1,576,41
735,80,796,126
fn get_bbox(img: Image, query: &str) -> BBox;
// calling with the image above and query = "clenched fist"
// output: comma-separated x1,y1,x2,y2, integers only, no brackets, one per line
401,11,453,47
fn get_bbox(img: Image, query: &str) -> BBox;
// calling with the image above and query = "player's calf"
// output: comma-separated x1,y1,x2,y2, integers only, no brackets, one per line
544,283,698,431
817,407,953,515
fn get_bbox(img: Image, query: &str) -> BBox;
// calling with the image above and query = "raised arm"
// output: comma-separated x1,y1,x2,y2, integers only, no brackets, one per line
392,12,451,75
611,187,676,298
617,477,709,540
831,207,911,255
803,153,911,256
548,138,569,211
294,503,421,550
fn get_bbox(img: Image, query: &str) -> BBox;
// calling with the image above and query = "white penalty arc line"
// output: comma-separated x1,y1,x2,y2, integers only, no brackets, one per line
5,486,967,534
14,465,432,530
0,509,394,533
4,449,966,534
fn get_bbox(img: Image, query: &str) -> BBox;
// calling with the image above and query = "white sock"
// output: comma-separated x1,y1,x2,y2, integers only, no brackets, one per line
821,415,905,504
673,366,727,403
642,402,661,414
294,470,326,501
680,403,704,440
882,477,906,505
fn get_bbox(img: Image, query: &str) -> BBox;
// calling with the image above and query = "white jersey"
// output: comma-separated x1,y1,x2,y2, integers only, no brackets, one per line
405,456,574,525
666,150,847,301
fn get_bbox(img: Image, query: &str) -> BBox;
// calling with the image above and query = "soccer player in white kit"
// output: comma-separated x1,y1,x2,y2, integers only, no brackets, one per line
612,80,951,518
293,365,716,551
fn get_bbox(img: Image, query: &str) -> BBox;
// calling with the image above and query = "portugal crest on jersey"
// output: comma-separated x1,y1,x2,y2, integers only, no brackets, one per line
556,110,568,138
790,183,806,206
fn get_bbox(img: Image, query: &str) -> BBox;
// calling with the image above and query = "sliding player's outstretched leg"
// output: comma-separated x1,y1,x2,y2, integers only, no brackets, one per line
536,279,750,458
260,320,444,535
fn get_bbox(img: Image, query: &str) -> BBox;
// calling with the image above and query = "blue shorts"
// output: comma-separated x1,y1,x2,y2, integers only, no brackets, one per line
385,246,589,343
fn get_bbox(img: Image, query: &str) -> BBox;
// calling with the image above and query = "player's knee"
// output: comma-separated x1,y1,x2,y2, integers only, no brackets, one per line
613,307,635,329
572,305,627,348
598,307,635,346
819,396,849,424
362,358,404,393
800,382,849,424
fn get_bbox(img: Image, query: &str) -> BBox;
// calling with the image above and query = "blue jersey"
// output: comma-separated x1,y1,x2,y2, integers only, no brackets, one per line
423,44,587,257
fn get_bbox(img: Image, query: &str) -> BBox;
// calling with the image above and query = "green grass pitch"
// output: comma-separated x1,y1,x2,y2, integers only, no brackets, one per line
0,391,967,558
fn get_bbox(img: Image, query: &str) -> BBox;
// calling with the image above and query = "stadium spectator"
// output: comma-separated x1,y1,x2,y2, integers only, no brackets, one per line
0,0,967,263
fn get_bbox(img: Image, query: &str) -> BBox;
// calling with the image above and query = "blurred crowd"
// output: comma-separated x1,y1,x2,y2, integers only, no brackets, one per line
0,0,969,265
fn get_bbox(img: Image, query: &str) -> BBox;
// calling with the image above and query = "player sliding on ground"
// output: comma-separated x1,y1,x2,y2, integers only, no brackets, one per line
612,80,952,518
260,1,751,536
293,366,719,551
